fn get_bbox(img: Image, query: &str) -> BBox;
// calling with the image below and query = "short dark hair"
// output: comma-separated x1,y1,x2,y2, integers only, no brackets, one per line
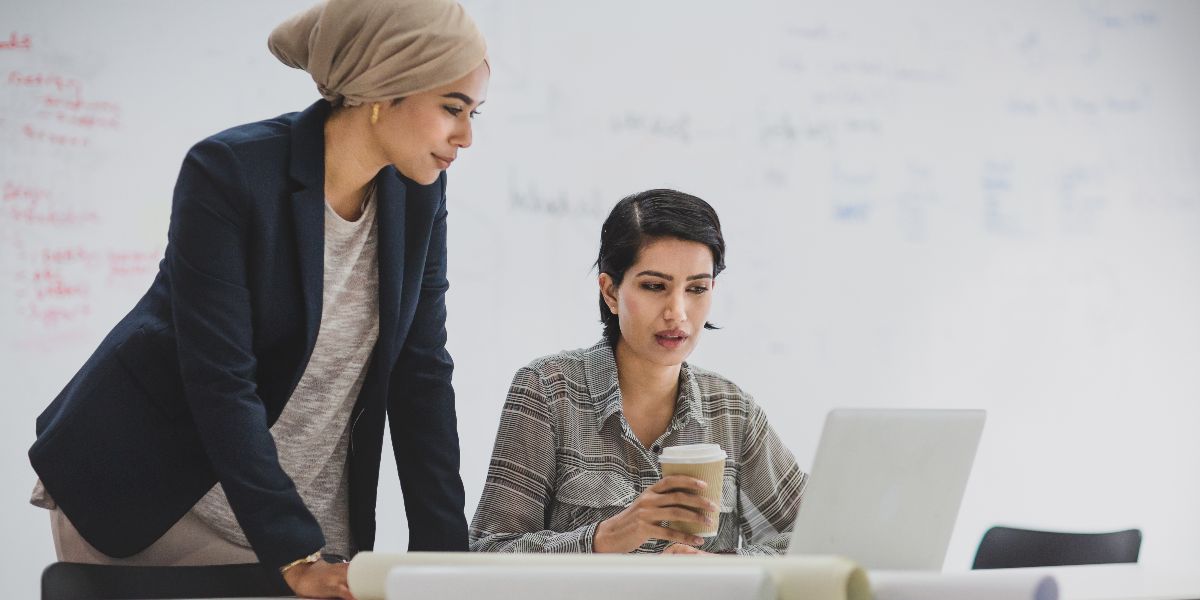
594,189,726,348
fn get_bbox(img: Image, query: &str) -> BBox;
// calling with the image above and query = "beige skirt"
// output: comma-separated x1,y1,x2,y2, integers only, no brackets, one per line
49,507,258,566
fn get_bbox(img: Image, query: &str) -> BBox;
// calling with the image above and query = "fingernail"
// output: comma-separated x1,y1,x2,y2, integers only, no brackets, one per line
692,537,704,545
697,480,708,488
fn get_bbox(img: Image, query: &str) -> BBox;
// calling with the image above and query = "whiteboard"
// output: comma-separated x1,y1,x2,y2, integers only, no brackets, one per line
3,1,1198,595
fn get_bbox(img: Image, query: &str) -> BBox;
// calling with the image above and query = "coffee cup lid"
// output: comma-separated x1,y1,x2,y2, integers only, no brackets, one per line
658,443,727,463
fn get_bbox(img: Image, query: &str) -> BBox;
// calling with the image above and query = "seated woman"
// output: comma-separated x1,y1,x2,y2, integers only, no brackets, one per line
470,189,806,555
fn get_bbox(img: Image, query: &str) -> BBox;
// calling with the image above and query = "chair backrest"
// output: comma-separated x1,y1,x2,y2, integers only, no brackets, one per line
41,562,292,600
972,526,1142,570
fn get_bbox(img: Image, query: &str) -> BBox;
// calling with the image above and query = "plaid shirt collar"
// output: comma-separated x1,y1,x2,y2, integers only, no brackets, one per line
581,339,707,431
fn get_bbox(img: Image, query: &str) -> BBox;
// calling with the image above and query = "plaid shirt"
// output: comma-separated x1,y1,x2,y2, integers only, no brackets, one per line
469,340,806,555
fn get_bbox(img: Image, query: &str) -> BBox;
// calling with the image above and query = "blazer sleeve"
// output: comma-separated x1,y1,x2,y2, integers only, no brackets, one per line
167,138,324,567
386,180,468,551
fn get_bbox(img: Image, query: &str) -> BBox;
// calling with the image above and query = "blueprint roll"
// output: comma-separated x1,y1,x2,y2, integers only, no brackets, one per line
348,551,871,600
384,565,775,600
870,569,1058,600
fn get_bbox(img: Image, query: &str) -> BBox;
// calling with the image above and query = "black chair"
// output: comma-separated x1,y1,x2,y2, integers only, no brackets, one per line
41,562,293,600
972,526,1142,569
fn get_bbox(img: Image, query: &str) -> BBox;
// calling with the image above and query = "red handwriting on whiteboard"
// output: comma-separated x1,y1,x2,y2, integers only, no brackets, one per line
22,124,90,147
6,204,101,225
17,247,98,312
6,70,80,92
41,246,96,262
7,72,123,133
36,110,121,129
42,94,121,114
41,246,100,264
37,93,123,129
32,272,87,300
22,303,92,328
1,181,99,224
3,181,51,204
107,250,162,286
0,32,32,51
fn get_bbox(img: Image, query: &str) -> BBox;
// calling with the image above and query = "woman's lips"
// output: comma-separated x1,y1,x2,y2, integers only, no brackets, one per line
655,331,688,350
433,154,454,169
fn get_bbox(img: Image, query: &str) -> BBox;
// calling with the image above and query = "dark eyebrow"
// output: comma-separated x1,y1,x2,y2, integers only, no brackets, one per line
634,270,713,281
441,92,477,105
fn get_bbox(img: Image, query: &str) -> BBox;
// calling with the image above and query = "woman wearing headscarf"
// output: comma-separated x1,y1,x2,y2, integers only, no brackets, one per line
28,0,488,597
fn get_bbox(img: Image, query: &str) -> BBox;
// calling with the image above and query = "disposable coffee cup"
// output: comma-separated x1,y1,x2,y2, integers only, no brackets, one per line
657,443,727,537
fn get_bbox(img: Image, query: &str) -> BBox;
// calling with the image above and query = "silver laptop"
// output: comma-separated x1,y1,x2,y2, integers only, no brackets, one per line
786,408,986,570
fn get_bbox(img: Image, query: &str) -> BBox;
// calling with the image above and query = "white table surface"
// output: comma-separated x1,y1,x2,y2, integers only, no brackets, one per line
871,564,1200,600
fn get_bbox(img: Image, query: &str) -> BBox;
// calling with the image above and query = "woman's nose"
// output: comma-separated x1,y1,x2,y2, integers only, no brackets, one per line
663,292,688,322
452,119,473,148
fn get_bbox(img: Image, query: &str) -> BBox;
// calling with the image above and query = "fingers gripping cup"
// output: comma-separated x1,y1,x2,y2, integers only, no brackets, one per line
657,443,727,537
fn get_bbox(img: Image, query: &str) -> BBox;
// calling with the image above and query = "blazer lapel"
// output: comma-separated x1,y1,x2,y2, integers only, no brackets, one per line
375,169,407,363
288,100,331,356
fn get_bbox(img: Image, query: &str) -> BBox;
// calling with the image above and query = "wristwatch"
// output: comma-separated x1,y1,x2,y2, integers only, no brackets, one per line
279,551,322,575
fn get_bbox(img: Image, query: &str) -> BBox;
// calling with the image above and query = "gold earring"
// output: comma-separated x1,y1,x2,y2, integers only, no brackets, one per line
370,103,380,125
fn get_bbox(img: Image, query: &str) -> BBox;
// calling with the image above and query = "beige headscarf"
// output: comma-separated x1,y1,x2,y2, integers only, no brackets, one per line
268,0,487,107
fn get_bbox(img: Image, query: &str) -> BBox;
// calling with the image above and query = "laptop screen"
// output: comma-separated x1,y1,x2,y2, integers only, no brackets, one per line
786,408,986,570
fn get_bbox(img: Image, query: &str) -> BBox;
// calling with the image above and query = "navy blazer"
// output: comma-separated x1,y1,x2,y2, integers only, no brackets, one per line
29,100,468,567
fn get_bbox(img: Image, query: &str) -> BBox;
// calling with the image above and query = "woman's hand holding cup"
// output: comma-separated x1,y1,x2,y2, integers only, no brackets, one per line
592,475,716,553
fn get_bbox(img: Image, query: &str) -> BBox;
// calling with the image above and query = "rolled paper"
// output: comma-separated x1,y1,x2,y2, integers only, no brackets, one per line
384,564,775,600
870,569,1058,600
349,551,871,600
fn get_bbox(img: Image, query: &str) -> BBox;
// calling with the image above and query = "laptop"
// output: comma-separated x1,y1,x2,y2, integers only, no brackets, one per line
786,408,986,570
